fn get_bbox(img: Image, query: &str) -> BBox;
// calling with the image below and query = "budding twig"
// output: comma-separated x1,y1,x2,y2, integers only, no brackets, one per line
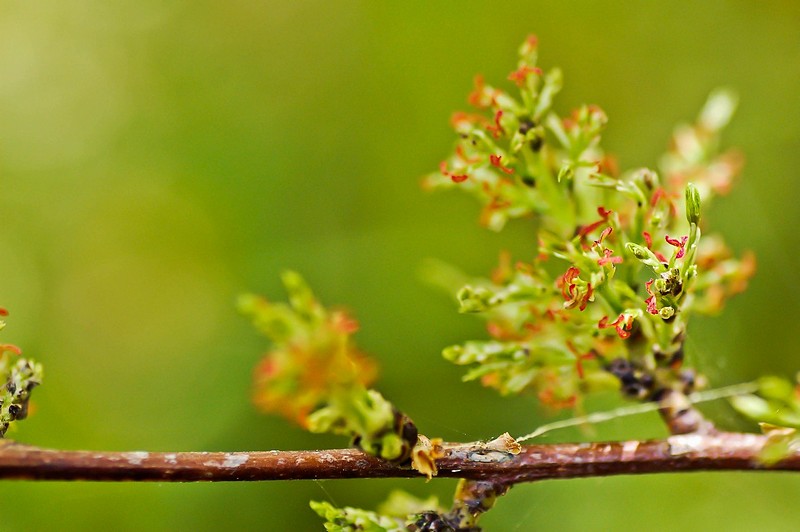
1,431,798,483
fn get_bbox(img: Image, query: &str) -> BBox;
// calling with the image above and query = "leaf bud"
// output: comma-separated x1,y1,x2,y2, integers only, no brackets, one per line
659,306,675,320
685,183,701,225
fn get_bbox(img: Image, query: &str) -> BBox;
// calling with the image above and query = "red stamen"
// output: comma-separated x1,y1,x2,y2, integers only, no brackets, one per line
439,161,469,183
598,314,633,339
508,65,543,87
467,74,487,108
645,279,658,315
595,227,613,245
558,267,581,300
489,154,514,174
597,248,622,266
665,235,688,259
0,344,22,355
567,341,596,379
580,284,593,311
487,110,505,138
577,207,612,238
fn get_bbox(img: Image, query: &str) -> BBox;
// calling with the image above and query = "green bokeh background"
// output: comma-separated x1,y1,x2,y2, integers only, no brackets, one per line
1,1,799,530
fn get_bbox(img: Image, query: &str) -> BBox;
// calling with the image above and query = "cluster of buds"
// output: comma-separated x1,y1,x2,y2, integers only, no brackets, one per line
429,36,754,412
239,272,417,462
0,308,42,438
311,491,448,532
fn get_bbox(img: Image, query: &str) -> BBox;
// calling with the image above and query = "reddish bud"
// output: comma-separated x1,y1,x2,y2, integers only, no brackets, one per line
332,311,359,334
508,65,542,87
522,34,539,54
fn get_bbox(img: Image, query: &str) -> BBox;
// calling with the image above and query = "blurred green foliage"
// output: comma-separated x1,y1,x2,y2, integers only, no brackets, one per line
1,1,799,530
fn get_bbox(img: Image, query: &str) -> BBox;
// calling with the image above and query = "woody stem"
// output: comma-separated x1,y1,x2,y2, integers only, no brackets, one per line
0,432,797,483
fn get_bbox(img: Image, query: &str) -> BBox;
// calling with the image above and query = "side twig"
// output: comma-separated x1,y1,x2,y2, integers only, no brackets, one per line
1,432,798,483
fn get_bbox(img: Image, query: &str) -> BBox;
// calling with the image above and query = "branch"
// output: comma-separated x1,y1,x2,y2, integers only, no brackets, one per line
1,432,798,483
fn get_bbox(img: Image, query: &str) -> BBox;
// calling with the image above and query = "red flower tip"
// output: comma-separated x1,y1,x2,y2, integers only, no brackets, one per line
489,154,514,174
567,341,596,379
597,248,622,266
508,65,543,87
650,187,666,207
595,227,613,246
467,74,487,108
645,279,658,315
0,343,22,356
665,235,689,259
0,308,8,317
559,266,580,297
440,161,469,183
559,267,592,310
486,110,505,138
524,35,539,52
577,207,613,238
598,314,634,339
332,312,359,334
580,283,593,311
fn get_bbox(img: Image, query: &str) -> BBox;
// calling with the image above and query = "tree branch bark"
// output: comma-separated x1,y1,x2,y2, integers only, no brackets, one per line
1,432,798,484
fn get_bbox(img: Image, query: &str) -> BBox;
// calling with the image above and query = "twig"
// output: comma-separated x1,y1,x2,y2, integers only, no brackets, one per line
1,432,798,484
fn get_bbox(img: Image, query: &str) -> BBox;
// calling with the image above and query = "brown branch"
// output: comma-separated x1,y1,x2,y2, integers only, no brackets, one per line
1,432,799,484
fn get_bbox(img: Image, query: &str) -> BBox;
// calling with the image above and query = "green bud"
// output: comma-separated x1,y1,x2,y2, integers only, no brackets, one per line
685,183,701,225
626,243,650,260
659,306,675,320
457,286,492,313
557,164,574,182
626,243,667,273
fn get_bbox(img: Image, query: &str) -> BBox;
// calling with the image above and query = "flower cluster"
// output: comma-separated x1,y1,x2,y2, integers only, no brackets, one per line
0,308,42,438
240,272,417,462
428,36,754,411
